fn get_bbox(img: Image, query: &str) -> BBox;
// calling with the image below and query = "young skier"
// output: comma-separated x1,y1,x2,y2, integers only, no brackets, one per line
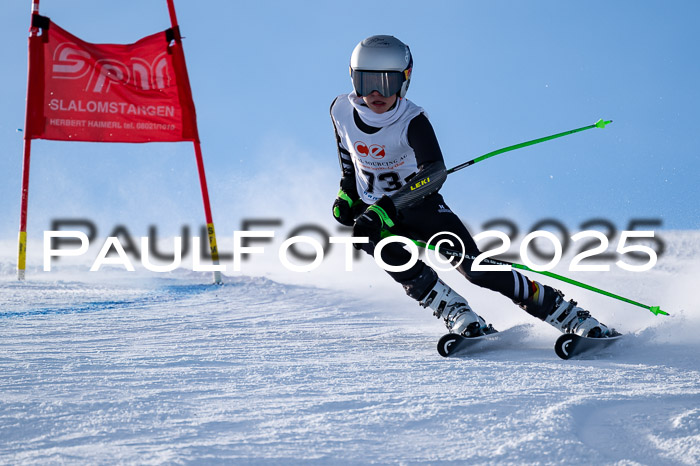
330,35,614,338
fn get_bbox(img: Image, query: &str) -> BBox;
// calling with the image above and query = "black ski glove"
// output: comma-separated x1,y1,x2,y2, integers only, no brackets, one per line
352,195,397,249
332,189,358,226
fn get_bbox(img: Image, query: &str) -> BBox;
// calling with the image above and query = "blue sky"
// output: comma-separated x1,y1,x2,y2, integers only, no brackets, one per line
1,0,699,252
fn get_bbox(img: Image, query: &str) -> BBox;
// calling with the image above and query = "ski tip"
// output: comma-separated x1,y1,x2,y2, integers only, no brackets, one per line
649,305,669,316
595,119,612,129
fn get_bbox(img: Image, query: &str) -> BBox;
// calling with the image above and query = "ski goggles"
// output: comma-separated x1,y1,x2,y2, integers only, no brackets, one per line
350,69,408,97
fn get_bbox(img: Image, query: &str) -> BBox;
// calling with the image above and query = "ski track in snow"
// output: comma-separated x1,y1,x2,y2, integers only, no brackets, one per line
1,233,700,464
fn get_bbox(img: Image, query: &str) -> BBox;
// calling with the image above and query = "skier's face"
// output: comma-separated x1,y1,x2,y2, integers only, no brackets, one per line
362,90,397,114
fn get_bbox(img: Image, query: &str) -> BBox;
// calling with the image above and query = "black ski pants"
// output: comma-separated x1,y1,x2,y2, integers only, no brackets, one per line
356,193,532,303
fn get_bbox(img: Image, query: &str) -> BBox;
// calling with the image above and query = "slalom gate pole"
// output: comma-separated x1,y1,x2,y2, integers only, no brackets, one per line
193,141,223,285
17,140,31,281
447,119,612,175
17,0,41,281
166,0,223,284
384,233,668,316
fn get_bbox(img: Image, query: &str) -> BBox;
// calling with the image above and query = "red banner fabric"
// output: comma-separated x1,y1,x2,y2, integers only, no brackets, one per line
26,18,199,143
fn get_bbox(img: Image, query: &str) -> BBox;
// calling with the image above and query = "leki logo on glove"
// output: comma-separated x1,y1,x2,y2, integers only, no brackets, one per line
354,141,386,159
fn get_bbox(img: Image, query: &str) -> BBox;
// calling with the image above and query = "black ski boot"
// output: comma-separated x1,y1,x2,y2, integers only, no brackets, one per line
420,278,489,337
401,266,491,337
518,282,616,337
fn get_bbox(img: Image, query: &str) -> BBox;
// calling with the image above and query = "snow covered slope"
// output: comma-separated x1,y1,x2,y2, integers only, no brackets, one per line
1,232,699,464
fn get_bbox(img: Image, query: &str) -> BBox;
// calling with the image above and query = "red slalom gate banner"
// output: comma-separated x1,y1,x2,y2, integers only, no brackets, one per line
25,15,199,143
18,0,222,283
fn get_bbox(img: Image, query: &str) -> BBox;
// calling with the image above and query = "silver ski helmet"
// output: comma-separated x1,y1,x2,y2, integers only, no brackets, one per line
350,35,413,98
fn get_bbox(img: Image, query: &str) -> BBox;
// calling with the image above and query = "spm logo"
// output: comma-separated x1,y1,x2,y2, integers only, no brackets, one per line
353,141,386,159
52,42,171,94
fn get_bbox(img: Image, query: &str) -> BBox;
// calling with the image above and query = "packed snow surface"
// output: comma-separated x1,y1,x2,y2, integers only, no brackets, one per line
1,232,699,464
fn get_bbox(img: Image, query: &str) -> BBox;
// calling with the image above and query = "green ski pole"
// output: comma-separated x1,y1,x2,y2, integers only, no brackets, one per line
380,119,668,316
447,119,612,175
389,233,668,317
437,118,670,314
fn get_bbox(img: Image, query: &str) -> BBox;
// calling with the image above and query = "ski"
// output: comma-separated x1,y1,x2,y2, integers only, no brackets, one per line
437,326,623,359
554,333,623,360
436,326,500,357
